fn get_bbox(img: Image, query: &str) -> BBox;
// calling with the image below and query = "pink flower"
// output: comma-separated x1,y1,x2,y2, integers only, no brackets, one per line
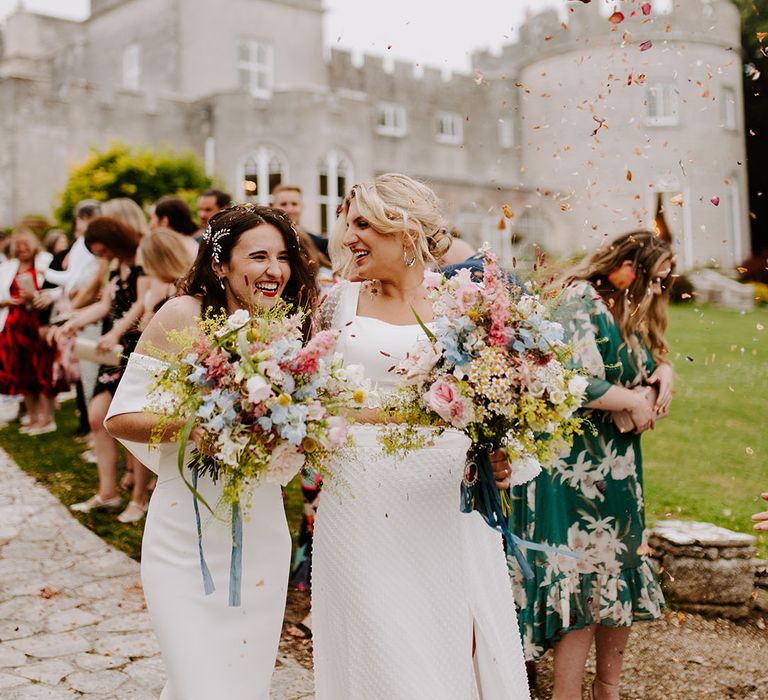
326,416,349,448
423,270,443,289
266,441,305,486
450,267,480,314
397,340,442,385
306,401,325,421
423,376,473,429
294,329,339,374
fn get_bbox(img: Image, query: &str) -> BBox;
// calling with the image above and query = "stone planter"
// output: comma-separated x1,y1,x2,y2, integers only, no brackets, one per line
649,520,756,619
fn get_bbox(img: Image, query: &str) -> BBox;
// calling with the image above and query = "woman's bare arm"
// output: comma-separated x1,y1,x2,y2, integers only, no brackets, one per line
105,295,202,443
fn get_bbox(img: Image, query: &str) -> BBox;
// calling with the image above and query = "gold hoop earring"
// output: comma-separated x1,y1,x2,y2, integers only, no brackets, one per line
403,247,416,268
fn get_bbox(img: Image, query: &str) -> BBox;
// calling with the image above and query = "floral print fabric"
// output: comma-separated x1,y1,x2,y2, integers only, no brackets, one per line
510,281,664,660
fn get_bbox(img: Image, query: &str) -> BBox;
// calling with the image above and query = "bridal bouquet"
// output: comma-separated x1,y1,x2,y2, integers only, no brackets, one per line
148,302,369,516
380,251,587,574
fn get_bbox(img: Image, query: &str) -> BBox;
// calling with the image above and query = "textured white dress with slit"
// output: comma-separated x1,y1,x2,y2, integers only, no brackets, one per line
106,353,291,700
312,282,530,699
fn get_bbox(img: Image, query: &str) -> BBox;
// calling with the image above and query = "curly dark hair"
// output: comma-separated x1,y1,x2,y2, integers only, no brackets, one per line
179,204,318,338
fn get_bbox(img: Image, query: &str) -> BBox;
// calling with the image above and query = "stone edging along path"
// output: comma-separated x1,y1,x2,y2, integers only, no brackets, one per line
0,447,314,699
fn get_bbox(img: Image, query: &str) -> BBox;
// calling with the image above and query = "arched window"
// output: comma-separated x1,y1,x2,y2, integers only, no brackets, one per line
240,147,287,205
318,150,353,234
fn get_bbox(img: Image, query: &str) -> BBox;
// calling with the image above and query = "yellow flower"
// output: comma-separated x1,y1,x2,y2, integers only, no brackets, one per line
278,393,292,407
302,436,318,453
353,389,366,404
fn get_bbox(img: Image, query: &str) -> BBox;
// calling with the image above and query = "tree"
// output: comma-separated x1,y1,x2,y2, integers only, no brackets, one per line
732,0,768,253
55,141,211,227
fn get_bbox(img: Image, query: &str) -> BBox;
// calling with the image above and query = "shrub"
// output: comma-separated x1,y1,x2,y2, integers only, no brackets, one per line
54,141,211,228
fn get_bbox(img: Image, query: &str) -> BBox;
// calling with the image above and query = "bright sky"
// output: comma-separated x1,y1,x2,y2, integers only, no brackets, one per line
0,0,565,73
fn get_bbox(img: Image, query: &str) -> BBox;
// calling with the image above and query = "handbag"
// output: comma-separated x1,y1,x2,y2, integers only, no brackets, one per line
74,337,124,366
612,385,668,433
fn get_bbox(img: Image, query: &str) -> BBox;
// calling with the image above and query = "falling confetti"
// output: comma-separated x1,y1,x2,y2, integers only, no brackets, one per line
757,324,765,331
746,447,754,456
710,196,720,206
641,2,652,15
502,204,514,219
670,194,684,207
609,11,625,24
626,170,633,181
591,116,608,136
639,40,653,52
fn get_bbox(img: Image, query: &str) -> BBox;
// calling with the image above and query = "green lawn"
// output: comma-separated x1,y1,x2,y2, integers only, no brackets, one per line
643,303,768,557
1,303,765,561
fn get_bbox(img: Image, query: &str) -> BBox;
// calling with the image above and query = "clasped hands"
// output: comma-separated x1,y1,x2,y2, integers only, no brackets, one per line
626,363,675,433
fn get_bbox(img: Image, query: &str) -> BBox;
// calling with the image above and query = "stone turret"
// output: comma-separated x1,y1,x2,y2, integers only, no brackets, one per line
470,0,749,268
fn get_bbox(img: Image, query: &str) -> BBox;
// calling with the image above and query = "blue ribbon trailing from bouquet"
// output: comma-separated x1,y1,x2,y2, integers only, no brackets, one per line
192,469,216,596
191,470,243,607
229,502,243,607
460,448,579,579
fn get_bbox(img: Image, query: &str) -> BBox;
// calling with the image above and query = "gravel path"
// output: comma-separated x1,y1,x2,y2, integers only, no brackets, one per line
528,610,768,699
0,447,314,699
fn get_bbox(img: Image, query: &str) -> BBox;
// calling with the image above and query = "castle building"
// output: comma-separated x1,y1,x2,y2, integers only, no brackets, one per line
0,0,749,269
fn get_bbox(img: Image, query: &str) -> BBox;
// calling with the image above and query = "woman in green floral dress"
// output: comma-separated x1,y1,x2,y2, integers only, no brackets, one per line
511,231,675,700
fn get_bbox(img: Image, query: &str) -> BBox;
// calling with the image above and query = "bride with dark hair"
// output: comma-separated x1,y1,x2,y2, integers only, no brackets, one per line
106,205,317,700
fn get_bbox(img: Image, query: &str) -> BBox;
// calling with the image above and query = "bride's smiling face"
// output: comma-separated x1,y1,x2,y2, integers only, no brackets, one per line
214,223,291,309
342,199,405,280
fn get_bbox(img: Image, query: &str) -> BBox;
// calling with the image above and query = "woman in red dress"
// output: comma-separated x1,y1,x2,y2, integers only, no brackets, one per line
0,229,57,434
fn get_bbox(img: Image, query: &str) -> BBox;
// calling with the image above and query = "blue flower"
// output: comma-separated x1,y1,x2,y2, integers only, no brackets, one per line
197,400,216,420
187,365,207,384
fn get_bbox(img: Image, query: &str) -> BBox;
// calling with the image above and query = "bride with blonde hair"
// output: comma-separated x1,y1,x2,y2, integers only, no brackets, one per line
313,173,529,699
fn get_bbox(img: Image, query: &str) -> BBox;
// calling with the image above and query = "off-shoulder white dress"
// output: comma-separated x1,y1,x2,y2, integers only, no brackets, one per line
312,282,530,699
106,353,291,700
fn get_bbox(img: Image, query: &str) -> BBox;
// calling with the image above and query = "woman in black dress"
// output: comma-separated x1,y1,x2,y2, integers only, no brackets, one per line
57,216,152,522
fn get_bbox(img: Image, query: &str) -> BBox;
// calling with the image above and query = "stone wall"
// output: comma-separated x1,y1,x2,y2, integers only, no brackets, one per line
649,520,759,620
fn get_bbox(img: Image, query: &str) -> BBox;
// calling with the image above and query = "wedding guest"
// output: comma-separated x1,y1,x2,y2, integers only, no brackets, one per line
0,229,57,434
102,198,151,238
753,493,768,531
44,229,69,256
439,232,476,266
511,231,675,700
196,188,231,234
313,173,529,698
151,196,199,260
57,217,151,523
41,201,104,434
105,204,317,700
272,184,332,278
136,228,195,330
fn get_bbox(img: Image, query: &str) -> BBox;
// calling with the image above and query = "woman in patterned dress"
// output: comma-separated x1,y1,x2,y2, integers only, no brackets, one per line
0,229,56,433
512,231,675,700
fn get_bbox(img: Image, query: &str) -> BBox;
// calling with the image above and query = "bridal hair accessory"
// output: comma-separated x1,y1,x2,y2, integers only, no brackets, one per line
202,225,232,264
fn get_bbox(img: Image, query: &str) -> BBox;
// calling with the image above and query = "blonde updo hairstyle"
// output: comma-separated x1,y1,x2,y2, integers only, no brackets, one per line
330,173,452,279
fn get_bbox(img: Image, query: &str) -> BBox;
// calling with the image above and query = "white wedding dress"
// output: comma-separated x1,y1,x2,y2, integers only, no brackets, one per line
312,282,530,699
106,353,291,700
